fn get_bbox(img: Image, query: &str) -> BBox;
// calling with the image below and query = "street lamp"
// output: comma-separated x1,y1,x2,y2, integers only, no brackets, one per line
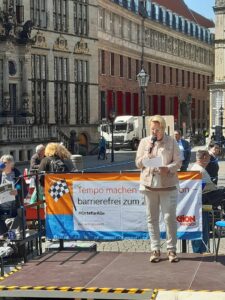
137,68,149,138
109,111,116,162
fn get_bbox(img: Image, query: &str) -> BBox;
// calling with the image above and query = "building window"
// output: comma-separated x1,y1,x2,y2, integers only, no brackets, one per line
110,53,115,76
203,75,205,90
156,64,159,83
158,8,163,23
148,62,151,82
193,72,195,88
110,12,114,34
198,99,200,119
198,74,201,89
166,11,170,26
54,57,69,124
53,0,68,32
136,60,139,77
195,26,199,38
119,55,123,77
178,17,182,32
31,55,48,124
176,68,179,86
74,59,89,124
30,0,47,28
169,67,173,85
0,59,3,104
187,71,190,87
184,20,188,34
163,66,166,84
190,23,193,36
74,0,88,36
172,14,176,29
100,49,105,74
98,7,105,31
182,70,185,87
128,57,131,79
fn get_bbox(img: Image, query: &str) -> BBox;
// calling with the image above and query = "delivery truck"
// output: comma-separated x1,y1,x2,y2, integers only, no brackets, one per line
100,115,175,150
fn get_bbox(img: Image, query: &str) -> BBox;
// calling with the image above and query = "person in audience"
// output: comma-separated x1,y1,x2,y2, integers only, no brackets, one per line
0,155,27,239
136,115,181,263
190,150,225,253
30,144,45,174
38,143,76,187
174,130,191,171
206,142,220,185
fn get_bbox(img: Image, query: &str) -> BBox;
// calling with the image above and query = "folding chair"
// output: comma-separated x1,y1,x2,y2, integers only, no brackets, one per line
214,220,225,261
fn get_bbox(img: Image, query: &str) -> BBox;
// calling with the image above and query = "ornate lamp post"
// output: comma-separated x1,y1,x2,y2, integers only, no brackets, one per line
109,111,116,162
137,68,149,138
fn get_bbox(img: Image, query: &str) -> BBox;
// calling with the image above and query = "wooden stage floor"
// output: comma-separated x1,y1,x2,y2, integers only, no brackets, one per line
0,251,225,298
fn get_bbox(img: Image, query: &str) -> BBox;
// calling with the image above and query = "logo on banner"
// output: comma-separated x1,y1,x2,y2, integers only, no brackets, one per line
177,215,196,226
48,180,70,202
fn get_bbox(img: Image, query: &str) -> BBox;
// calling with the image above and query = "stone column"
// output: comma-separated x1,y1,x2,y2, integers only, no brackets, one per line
3,54,10,113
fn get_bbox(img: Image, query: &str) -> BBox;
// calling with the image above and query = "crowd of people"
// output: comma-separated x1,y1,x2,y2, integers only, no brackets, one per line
0,142,77,240
0,119,224,261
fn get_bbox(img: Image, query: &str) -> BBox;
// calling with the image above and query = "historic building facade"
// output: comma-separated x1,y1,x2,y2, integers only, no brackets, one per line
210,0,225,138
0,0,98,161
98,0,214,135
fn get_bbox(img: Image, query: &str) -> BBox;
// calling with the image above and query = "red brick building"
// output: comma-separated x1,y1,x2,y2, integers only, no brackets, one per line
98,0,214,134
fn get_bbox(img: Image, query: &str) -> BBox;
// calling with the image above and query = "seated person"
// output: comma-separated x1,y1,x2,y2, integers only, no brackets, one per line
190,150,225,253
206,142,220,185
0,155,27,239
30,144,45,174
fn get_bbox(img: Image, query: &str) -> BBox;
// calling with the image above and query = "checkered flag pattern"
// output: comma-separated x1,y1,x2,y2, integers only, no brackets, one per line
48,180,70,202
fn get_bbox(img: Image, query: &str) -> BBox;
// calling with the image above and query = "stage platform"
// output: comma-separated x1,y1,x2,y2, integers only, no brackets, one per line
0,251,225,299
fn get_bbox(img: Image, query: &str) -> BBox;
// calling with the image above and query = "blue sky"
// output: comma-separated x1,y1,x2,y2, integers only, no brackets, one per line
184,0,215,20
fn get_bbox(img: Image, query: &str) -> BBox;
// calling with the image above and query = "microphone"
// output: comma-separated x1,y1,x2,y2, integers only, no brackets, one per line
149,136,157,154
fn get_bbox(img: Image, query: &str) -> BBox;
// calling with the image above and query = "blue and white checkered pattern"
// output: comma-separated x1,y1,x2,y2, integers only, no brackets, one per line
48,180,69,202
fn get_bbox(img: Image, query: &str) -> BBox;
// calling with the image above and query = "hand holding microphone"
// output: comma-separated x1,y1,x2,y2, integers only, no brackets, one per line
149,136,157,154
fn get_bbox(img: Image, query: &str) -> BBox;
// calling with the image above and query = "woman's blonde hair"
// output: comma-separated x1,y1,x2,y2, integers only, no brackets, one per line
45,143,71,160
148,115,166,130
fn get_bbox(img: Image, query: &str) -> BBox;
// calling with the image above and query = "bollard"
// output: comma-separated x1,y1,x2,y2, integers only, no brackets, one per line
71,154,83,171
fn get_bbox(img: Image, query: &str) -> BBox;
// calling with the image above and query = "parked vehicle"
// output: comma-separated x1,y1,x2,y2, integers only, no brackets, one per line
99,115,175,151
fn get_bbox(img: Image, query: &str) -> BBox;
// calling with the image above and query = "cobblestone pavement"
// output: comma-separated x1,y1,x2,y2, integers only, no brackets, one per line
93,146,225,254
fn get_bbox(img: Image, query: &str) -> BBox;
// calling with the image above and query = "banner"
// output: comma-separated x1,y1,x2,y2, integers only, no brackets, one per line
45,172,202,240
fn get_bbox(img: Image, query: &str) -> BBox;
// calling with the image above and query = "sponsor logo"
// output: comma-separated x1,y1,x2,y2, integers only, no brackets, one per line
177,215,196,226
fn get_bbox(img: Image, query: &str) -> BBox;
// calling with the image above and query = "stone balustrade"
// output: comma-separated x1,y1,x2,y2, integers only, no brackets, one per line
0,125,57,142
